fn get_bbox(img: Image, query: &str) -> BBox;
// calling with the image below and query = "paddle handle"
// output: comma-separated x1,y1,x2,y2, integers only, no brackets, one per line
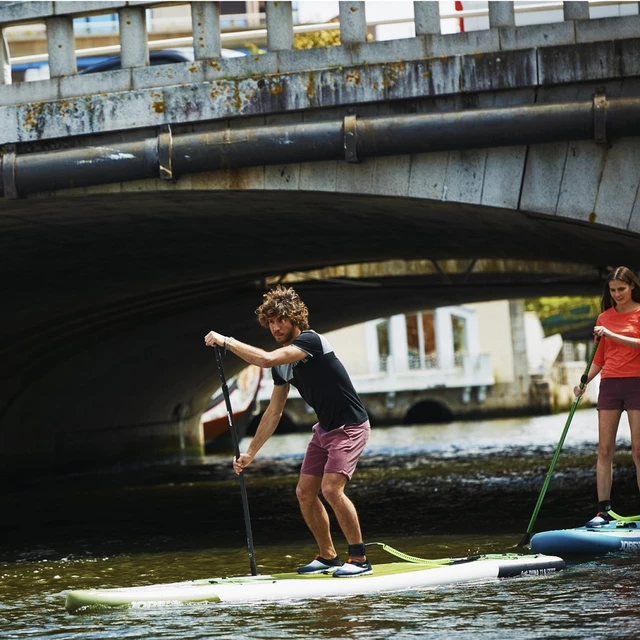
214,346,258,576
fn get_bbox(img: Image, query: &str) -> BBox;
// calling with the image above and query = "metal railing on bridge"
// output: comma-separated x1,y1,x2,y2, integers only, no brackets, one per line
2,0,640,198
1,1,638,87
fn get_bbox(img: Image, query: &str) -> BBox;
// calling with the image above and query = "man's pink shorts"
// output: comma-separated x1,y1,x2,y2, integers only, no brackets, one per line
300,420,370,480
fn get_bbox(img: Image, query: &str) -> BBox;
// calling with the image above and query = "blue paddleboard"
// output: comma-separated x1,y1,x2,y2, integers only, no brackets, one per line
530,520,640,555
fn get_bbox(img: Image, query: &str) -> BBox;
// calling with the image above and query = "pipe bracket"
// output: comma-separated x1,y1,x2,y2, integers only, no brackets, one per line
593,93,608,146
344,114,359,163
1,144,18,199
158,124,173,180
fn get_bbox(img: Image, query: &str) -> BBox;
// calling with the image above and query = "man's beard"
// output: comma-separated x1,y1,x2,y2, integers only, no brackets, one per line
274,326,296,344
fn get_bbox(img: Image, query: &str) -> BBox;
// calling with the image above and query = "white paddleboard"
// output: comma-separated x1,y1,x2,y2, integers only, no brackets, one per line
65,554,565,613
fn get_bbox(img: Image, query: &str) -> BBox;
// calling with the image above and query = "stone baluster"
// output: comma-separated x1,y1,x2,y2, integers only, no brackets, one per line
266,1,293,52
414,1,441,35
339,1,367,45
1,28,10,85
119,6,149,69
488,1,515,27
46,16,76,78
563,1,590,20
192,1,221,59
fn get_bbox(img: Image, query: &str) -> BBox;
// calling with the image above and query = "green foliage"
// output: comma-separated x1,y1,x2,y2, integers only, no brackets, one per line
244,42,265,55
526,296,601,336
294,29,341,49
245,23,371,53
524,296,600,319
293,21,373,49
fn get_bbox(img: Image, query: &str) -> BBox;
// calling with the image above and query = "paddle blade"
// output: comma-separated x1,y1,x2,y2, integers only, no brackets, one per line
517,532,532,548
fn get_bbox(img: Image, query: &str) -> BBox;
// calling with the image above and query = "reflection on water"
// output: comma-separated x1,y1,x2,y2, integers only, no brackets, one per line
2,538,640,639
2,408,639,638
255,408,626,458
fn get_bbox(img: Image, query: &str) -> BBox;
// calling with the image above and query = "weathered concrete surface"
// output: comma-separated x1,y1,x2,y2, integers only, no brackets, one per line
1,33,640,143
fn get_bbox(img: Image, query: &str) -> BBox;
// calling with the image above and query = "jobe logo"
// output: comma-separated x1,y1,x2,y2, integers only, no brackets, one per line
620,540,640,551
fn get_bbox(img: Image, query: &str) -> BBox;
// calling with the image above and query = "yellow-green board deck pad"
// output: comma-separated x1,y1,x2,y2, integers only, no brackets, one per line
65,554,565,613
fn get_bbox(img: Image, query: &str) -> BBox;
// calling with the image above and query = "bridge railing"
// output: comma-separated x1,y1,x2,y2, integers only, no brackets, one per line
1,0,638,91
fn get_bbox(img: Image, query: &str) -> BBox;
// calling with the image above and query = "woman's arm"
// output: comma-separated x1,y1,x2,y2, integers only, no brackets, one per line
594,324,640,349
574,362,602,397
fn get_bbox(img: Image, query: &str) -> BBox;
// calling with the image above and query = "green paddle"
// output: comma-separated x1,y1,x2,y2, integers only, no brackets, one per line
518,336,601,547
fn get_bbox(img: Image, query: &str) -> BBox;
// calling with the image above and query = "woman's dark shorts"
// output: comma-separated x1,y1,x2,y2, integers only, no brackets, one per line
597,377,640,411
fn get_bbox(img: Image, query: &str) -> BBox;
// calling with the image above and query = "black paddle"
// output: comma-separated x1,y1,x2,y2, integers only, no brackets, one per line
214,345,258,576
518,336,601,547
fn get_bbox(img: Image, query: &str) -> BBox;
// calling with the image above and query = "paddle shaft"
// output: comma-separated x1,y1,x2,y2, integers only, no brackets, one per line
214,346,258,576
519,336,601,547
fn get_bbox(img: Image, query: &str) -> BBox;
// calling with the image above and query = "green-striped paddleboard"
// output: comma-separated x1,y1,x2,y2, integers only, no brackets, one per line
65,553,565,613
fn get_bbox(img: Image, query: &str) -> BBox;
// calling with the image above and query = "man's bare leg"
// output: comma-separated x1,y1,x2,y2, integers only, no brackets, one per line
320,472,366,562
296,473,337,559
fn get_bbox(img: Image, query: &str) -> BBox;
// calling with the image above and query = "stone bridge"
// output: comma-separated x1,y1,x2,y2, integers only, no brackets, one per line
1,1,640,475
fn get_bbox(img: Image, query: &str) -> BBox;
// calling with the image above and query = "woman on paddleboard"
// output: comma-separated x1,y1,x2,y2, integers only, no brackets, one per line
204,286,372,577
574,266,640,526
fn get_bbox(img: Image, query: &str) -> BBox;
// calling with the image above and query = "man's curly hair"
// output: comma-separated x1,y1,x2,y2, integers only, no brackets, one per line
255,286,310,330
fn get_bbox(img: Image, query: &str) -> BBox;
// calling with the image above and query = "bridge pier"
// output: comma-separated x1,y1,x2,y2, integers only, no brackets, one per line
46,417,204,474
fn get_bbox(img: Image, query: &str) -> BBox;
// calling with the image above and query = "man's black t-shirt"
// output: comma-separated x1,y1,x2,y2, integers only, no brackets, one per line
271,330,368,431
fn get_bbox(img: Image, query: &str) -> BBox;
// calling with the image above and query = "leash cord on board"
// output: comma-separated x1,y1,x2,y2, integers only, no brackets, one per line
365,542,450,565
365,542,525,565
608,510,640,523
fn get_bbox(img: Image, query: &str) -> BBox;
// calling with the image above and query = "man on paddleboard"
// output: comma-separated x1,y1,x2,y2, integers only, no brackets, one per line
204,286,372,577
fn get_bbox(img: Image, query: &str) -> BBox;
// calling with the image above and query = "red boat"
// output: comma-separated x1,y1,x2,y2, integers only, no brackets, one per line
200,365,263,453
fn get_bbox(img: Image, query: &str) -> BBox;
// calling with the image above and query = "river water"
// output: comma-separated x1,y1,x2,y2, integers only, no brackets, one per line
2,408,640,639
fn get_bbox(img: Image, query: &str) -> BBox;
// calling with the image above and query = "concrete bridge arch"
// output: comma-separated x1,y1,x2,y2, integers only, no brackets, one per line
3,1,640,475
404,400,455,426
2,162,638,477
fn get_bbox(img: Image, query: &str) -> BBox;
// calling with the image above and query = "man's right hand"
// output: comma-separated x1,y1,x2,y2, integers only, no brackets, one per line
233,452,254,475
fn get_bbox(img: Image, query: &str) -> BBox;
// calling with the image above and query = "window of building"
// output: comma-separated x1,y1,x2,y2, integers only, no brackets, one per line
451,314,467,366
422,311,436,367
406,313,419,369
376,319,390,371
406,311,436,370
